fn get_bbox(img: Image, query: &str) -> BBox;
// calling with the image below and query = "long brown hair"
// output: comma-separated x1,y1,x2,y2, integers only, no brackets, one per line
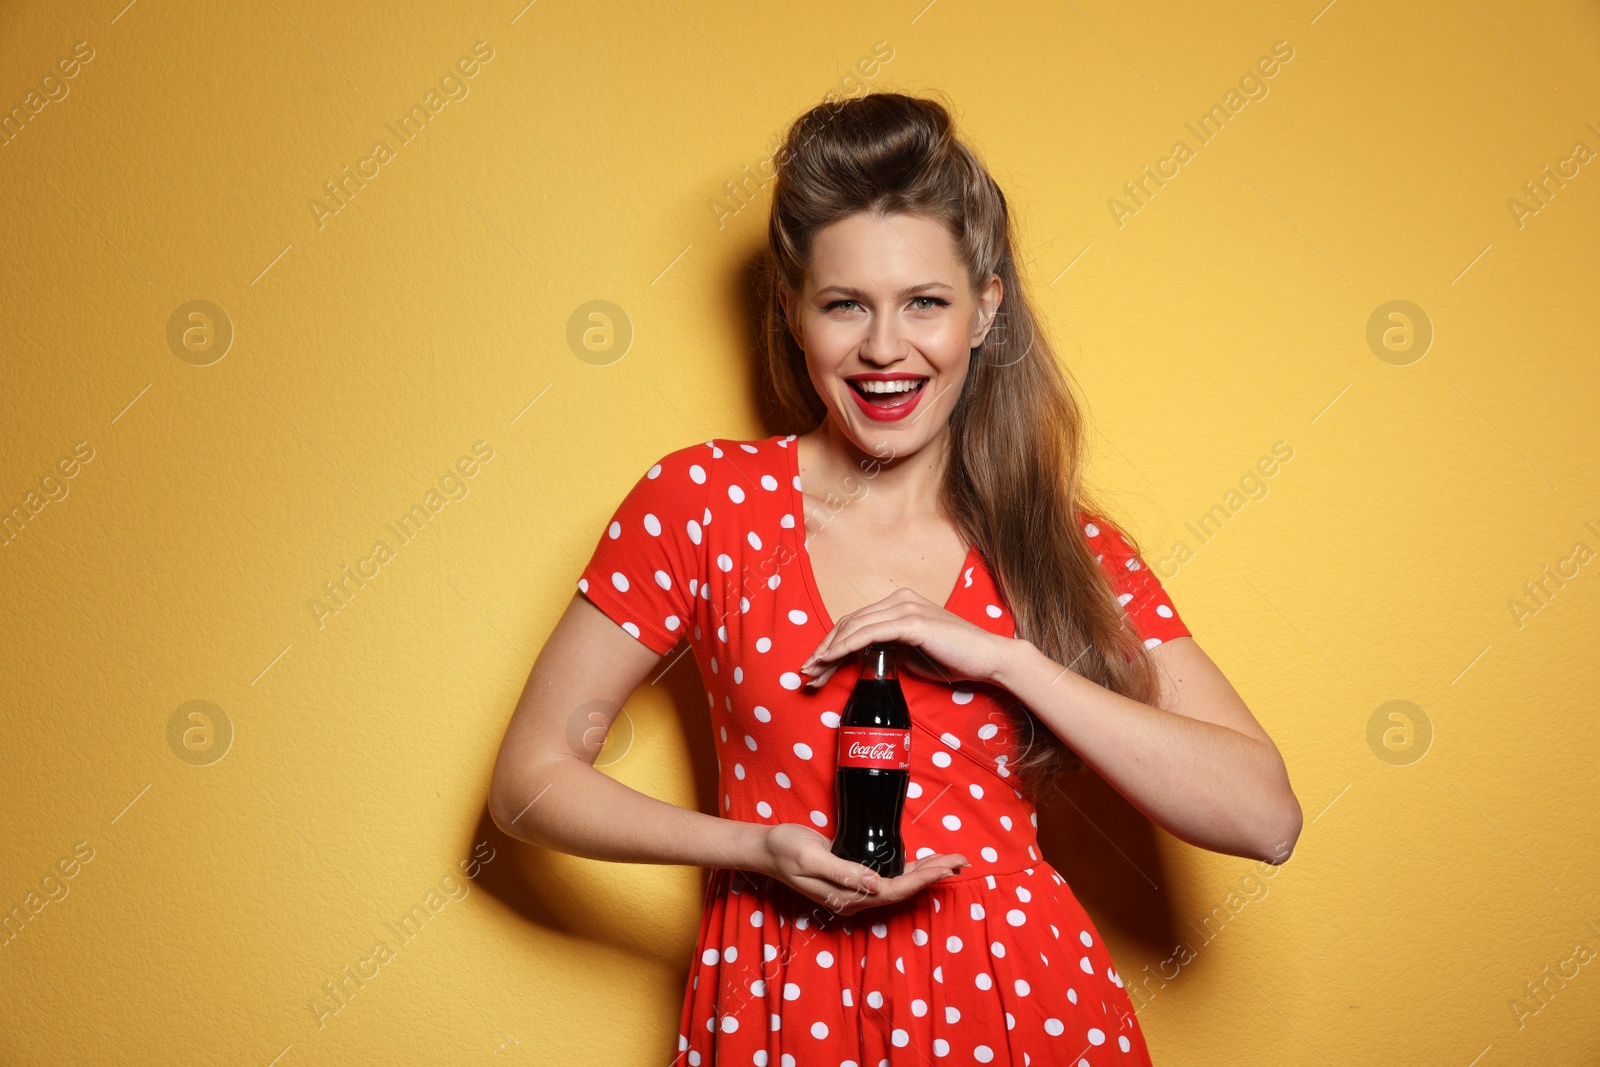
757,90,1166,800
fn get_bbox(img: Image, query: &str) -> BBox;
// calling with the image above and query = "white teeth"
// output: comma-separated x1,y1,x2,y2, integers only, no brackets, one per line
853,378,924,394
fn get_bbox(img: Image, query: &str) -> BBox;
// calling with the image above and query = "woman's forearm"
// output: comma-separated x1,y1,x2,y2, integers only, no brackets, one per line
995,640,1298,863
491,754,770,873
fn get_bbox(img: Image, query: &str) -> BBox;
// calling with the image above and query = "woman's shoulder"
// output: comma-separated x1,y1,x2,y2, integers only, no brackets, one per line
648,434,792,469
619,435,792,519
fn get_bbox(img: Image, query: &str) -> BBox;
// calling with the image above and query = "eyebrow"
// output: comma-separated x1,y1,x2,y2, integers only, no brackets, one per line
813,282,955,299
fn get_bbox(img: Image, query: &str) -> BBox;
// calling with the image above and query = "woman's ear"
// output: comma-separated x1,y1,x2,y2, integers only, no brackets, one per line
970,273,1005,348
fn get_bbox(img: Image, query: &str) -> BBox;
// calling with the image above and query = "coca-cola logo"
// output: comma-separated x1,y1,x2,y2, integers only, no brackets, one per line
846,741,900,760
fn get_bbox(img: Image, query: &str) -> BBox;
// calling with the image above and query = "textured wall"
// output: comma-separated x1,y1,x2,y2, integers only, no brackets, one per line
2,0,1597,1063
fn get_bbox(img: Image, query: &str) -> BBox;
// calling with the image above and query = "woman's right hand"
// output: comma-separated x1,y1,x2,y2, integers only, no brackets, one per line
756,823,968,917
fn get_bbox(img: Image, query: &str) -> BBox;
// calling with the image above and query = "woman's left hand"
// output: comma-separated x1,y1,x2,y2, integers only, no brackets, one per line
800,588,1014,689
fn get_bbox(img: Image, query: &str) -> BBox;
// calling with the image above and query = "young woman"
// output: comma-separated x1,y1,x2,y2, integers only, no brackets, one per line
490,91,1301,1065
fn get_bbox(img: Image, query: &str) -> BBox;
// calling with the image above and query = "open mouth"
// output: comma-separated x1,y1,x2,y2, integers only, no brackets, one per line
847,377,927,408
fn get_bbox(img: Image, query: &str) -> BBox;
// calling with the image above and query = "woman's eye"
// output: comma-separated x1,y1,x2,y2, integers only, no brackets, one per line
911,296,948,310
824,300,859,312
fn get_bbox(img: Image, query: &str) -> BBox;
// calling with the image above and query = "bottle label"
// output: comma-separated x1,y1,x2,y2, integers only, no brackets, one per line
837,725,910,770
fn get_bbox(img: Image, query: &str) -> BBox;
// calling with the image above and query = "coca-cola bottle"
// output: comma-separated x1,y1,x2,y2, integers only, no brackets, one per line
830,642,911,878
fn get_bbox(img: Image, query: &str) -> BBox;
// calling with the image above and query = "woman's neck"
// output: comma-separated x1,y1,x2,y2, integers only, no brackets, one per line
800,420,953,528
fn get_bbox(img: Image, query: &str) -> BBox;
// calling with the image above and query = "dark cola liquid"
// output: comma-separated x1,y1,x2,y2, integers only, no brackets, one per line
830,643,911,878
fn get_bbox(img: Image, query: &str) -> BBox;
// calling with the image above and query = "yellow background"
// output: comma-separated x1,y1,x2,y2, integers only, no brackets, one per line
3,0,1598,1063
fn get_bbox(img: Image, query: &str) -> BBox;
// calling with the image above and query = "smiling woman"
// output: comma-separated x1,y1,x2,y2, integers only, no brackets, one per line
490,90,1301,1067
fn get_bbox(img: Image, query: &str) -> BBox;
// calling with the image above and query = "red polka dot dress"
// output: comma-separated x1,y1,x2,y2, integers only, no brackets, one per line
576,434,1191,1067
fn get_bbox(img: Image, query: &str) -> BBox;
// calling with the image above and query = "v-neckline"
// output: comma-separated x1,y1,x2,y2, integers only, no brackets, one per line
781,433,977,633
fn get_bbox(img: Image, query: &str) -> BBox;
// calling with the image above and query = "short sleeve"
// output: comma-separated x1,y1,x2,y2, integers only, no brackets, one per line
576,447,711,655
1080,511,1191,648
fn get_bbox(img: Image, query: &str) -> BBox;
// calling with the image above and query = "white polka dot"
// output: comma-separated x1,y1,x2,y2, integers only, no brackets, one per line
907,782,922,798
717,553,733,572
775,772,791,788
969,903,984,920
809,810,828,827
1084,522,1099,536
610,572,629,593
981,846,998,862
974,1047,994,1063
793,742,813,759
975,973,992,990
1079,930,1092,946
654,570,672,591
932,751,952,768
1044,1018,1064,1036
990,941,1005,957
933,1039,949,1056
647,463,663,479
689,464,706,483
622,622,640,639
734,763,745,779
787,609,808,625
780,673,803,690
744,735,757,750
977,723,998,740
946,935,963,952
869,991,885,1009
952,690,973,704
756,637,772,653
916,847,934,859
1079,956,1094,974
1119,1036,1131,1052
747,532,762,550
969,783,984,799
911,999,927,1017
986,604,1002,618
944,1006,960,1024
821,711,839,728
999,815,1012,830
1016,887,1031,902
756,801,771,817
1144,637,1163,649
912,928,928,945
1086,1028,1105,1046
687,520,702,544
1007,909,1026,926
783,982,801,1001
665,615,681,631
817,950,834,967
890,1028,907,1046
751,910,764,927
1014,979,1030,996
702,948,719,965
810,1021,828,1039
720,1015,738,1033
1156,603,1174,617
728,485,745,503
871,922,888,939
941,814,961,831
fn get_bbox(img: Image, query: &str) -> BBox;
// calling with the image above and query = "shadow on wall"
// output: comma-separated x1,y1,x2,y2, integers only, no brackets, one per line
469,643,717,976
1036,770,1181,959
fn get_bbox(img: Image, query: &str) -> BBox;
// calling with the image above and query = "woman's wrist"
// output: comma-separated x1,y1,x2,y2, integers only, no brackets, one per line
727,817,774,876
989,635,1042,690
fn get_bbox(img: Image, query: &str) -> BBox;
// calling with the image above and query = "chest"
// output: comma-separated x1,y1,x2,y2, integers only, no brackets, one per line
800,508,973,625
